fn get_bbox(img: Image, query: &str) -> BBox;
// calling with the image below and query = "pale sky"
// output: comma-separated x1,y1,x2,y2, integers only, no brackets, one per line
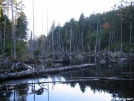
22,0,121,37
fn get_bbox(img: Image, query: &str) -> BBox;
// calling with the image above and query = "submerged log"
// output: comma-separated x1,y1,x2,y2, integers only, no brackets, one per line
0,63,95,82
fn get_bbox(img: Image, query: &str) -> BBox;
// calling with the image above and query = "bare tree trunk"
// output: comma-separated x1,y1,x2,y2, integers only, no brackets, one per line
32,0,37,53
0,30,2,54
119,2,124,53
95,20,99,54
79,31,82,51
32,0,35,40
81,30,84,52
11,0,16,60
129,2,133,44
62,42,64,52
47,6,49,54
58,26,61,52
120,9,123,52
30,31,34,58
130,17,132,44
87,44,90,54
73,33,76,53
35,37,38,50
55,32,58,52
117,29,119,44
65,29,67,52
108,32,112,53
3,19,6,54
70,29,72,54
52,29,54,53
48,40,50,52
75,32,77,52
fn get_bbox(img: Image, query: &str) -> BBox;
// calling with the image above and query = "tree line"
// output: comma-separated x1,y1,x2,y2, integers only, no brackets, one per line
39,0,134,55
1,0,134,60
0,0,28,60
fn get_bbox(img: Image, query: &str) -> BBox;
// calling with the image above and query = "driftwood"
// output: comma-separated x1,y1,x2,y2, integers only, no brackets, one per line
0,63,95,82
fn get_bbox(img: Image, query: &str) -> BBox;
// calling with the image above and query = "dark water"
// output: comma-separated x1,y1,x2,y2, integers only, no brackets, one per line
0,58,134,101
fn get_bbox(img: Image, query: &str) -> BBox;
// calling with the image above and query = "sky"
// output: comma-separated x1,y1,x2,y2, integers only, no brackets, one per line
22,0,121,37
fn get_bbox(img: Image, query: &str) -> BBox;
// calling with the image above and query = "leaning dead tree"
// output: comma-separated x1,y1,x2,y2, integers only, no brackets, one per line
0,63,95,81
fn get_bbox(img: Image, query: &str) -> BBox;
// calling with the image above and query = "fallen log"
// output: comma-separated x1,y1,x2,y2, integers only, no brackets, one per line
23,59,41,64
70,77,134,80
0,63,95,82
0,69,10,73
1,76,134,87
122,72,134,74
54,59,69,64
0,53,8,58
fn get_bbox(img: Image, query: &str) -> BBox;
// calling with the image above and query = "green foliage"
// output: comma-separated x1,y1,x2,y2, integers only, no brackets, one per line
109,42,120,51
5,43,13,55
122,43,134,53
41,2,134,53
16,11,28,40
34,49,40,57
21,1,133,57
109,42,134,53
16,40,26,58
0,0,29,61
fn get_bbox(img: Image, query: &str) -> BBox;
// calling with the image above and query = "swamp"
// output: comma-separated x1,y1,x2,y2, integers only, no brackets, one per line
0,53,134,101
1,0,134,101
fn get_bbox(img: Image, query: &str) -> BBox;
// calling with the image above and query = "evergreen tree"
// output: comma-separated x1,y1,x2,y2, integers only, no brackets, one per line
16,11,28,40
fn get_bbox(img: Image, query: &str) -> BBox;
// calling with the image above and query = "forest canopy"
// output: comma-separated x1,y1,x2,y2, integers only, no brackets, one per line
0,0,134,60
45,1,134,54
0,0,28,59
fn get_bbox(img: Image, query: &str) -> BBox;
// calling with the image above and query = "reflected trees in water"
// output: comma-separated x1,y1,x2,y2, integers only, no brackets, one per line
15,84,29,101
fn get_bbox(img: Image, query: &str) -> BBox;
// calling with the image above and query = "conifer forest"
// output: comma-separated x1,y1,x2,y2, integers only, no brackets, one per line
0,0,134,101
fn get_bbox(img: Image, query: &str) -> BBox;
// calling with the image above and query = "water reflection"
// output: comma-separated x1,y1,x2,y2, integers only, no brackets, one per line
1,75,134,101
0,91,12,101
27,81,113,101
0,61,134,101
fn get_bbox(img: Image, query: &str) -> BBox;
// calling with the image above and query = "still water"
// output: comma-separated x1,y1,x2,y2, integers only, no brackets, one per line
1,61,134,101
1,77,119,101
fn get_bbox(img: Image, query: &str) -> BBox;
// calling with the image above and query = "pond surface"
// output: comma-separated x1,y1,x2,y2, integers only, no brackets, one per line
4,78,113,101
0,59,134,101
